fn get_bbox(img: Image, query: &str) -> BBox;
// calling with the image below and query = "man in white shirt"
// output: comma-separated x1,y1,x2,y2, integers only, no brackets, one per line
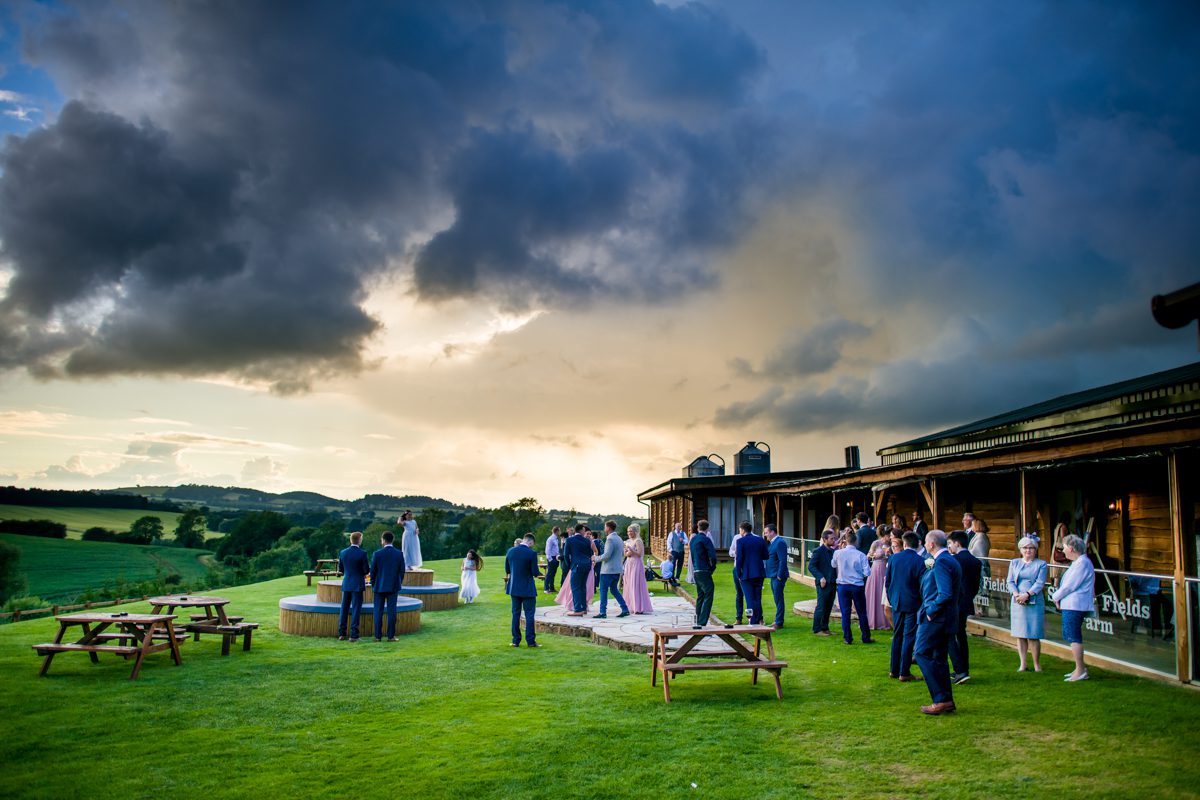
831,532,874,645
543,527,561,594
666,522,688,588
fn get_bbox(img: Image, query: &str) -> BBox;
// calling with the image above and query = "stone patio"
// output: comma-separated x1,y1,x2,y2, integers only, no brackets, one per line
535,594,731,653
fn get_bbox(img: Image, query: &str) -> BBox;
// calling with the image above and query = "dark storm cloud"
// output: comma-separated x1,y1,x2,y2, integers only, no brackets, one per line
0,0,765,386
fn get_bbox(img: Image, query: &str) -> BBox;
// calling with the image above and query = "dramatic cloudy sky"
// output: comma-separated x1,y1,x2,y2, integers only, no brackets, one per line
0,1,1196,513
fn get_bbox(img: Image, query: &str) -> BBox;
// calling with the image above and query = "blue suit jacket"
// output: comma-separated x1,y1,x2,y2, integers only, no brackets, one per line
886,548,925,613
339,544,370,592
505,544,541,598
564,533,593,568
370,545,405,594
765,536,789,580
920,551,961,629
735,533,768,579
807,544,835,585
690,533,717,572
953,549,983,615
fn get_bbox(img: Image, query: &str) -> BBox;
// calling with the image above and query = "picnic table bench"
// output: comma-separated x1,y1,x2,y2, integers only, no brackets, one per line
148,595,258,656
650,624,787,703
32,612,182,680
304,559,342,585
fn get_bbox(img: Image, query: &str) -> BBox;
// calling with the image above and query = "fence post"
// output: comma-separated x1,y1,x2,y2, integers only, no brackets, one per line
12,609,20,622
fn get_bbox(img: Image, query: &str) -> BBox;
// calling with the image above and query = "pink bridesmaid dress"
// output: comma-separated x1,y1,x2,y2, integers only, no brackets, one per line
865,539,891,630
555,561,595,610
622,538,654,614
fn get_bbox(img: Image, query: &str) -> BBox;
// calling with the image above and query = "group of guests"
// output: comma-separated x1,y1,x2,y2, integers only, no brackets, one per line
808,510,1097,715
545,522,655,618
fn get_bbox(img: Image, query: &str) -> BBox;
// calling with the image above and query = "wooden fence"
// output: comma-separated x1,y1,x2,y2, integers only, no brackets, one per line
0,596,151,624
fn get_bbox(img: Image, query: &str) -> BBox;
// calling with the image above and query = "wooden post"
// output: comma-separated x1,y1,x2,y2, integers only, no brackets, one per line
1168,452,1191,682
800,496,807,539
919,480,939,530
1019,470,1035,534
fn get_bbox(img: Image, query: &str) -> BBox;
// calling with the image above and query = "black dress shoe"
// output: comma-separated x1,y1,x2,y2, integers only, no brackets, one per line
616,611,630,618
593,614,607,619
510,642,520,647
527,643,541,648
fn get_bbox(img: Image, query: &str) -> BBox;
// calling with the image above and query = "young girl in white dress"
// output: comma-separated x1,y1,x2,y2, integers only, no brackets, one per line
460,549,482,603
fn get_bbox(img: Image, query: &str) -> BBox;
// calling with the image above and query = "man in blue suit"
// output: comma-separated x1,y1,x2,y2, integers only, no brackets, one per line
563,524,594,616
690,520,718,626
337,531,370,641
370,530,406,642
505,533,543,647
734,521,768,625
764,524,790,628
948,530,983,684
807,529,837,635
914,530,961,715
886,531,925,680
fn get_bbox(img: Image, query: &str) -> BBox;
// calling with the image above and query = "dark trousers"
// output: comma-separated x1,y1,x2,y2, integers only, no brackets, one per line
836,583,872,643
948,606,971,675
373,591,398,640
511,595,536,645
598,573,628,616
733,573,746,622
670,550,685,583
770,577,787,627
813,582,836,633
743,577,765,625
569,564,590,612
543,557,559,592
338,590,364,639
694,570,715,625
890,609,918,677
914,622,953,704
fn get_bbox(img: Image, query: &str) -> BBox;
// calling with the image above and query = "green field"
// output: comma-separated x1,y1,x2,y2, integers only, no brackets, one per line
0,557,1197,799
1,534,212,601
0,505,186,539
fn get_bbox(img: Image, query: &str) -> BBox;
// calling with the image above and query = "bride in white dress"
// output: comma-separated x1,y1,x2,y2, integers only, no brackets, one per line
400,510,422,569
460,549,482,603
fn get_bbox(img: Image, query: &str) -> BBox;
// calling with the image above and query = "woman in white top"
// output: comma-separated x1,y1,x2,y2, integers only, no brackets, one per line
459,549,482,604
1050,534,1095,682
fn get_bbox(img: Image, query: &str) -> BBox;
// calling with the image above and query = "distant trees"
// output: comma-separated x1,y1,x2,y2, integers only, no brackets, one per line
215,511,292,559
173,507,207,549
128,516,164,544
0,519,67,539
0,540,27,602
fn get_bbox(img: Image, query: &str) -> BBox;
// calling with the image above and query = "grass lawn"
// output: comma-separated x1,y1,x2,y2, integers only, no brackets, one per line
1,533,212,601
0,505,186,539
0,557,1197,799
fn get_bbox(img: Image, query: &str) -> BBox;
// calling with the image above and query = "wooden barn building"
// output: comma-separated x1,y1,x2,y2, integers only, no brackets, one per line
638,362,1200,683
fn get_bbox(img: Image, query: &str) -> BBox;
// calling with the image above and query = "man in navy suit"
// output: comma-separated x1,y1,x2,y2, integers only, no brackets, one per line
729,526,747,623
337,531,370,641
690,520,718,626
764,524,790,628
914,530,961,715
563,524,594,616
734,522,768,625
947,530,983,684
370,530,406,642
505,533,543,647
887,531,925,680
807,529,837,635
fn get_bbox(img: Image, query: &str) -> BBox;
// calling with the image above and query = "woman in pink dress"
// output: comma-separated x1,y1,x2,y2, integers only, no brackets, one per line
864,532,891,630
622,523,654,614
555,533,597,610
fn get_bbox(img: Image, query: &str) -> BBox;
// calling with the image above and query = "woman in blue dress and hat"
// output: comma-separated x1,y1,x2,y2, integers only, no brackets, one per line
1006,534,1049,672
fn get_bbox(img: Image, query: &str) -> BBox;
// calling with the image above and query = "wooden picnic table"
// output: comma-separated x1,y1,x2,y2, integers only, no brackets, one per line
148,595,258,656
304,559,342,585
32,612,182,680
650,624,787,703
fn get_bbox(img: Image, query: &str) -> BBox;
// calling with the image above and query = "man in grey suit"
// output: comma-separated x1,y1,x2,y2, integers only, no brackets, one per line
592,520,630,619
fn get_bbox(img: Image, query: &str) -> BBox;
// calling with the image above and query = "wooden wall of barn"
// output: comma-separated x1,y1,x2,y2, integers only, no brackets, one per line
649,495,692,561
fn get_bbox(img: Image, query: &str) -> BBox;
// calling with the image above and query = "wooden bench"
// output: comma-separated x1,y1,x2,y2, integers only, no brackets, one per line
33,642,140,657
653,577,676,593
189,614,243,623
92,630,189,646
184,621,259,656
